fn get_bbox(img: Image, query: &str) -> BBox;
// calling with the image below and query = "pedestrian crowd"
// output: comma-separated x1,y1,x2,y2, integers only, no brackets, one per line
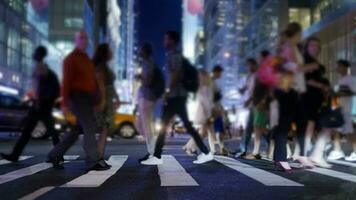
1,22,355,173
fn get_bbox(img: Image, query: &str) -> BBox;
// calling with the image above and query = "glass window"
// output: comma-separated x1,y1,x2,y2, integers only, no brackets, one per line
7,48,20,70
289,8,311,29
0,43,5,65
0,22,5,42
64,17,84,28
7,28,20,51
7,28,21,70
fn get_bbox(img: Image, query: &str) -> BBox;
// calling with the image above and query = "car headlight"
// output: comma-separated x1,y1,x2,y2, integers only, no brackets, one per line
155,121,162,132
55,124,61,130
52,111,64,120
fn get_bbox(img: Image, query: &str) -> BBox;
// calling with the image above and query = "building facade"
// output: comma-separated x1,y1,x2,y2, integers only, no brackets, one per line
204,0,240,107
49,0,94,55
0,0,64,96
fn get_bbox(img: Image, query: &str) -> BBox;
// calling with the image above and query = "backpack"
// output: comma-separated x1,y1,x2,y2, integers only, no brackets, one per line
182,57,199,93
151,66,165,99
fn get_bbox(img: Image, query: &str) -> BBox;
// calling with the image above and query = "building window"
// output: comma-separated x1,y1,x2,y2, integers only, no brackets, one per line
289,8,311,30
6,0,25,13
21,38,33,75
7,28,21,70
64,17,84,28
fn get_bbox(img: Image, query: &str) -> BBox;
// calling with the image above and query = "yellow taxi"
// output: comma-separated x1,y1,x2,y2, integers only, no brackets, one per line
53,108,137,139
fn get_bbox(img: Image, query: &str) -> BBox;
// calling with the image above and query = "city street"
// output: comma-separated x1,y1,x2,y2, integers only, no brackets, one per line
0,135,355,200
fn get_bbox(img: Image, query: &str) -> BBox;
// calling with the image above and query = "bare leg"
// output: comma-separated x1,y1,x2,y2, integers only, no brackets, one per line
304,121,315,155
310,128,332,168
333,132,342,152
208,125,216,154
252,127,263,155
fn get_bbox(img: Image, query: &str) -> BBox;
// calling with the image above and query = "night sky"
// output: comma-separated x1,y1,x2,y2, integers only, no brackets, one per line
136,0,183,67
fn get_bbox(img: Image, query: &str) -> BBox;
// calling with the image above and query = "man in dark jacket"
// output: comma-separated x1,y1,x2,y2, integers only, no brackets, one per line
1,46,61,162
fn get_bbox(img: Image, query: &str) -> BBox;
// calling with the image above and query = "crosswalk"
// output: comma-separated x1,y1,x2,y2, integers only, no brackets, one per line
0,154,356,199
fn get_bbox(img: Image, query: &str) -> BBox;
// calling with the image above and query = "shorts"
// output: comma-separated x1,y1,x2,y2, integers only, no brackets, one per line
253,108,269,128
214,117,224,134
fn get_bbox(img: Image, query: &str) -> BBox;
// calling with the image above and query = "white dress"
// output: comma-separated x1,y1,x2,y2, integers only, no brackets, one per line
194,85,214,125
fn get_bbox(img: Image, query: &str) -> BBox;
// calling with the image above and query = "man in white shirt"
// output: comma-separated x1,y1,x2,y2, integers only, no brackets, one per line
328,60,356,161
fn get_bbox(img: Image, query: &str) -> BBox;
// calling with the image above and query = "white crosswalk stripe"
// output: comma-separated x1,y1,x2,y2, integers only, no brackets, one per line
0,155,79,185
19,155,128,200
158,155,199,186
0,156,33,165
61,155,128,187
9,154,356,200
327,159,356,168
307,167,356,183
214,156,303,186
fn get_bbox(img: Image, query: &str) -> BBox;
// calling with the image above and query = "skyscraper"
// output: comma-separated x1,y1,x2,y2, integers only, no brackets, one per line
0,0,63,96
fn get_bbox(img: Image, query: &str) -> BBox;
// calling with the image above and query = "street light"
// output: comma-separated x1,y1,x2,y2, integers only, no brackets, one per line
224,51,231,58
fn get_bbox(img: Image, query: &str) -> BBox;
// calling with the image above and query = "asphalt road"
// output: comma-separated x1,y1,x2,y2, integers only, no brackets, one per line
0,135,355,200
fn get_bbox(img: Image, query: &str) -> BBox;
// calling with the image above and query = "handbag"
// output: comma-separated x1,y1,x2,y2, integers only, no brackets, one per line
318,107,344,128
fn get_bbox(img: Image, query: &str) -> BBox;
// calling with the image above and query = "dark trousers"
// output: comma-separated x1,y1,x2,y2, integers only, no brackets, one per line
154,97,209,158
273,89,298,162
12,106,59,158
48,92,100,167
240,110,254,152
295,98,308,157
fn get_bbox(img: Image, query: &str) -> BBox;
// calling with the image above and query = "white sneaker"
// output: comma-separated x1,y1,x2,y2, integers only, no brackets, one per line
310,157,332,168
327,150,345,160
193,152,214,164
141,156,163,165
345,152,356,162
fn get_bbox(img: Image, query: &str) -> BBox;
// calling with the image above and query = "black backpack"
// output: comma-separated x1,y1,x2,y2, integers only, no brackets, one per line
182,57,199,93
151,66,165,99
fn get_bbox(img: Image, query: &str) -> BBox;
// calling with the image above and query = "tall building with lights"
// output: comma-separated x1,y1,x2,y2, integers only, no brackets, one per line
204,0,240,107
0,0,64,96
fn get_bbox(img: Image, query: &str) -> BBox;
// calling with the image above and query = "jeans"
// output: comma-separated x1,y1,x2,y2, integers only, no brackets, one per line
240,110,254,152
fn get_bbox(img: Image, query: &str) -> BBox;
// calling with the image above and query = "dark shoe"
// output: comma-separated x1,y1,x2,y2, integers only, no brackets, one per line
246,154,262,160
47,157,65,169
138,154,150,163
46,156,64,163
235,151,247,158
0,153,19,163
87,162,111,171
99,159,112,168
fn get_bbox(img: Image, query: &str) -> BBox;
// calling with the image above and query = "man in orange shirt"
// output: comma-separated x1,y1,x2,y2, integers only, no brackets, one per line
47,31,110,171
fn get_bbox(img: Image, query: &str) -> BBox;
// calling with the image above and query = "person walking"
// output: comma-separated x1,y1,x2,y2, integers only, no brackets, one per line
236,58,258,157
1,46,60,162
141,31,213,165
47,31,110,171
211,65,228,155
327,60,356,161
93,43,121,159
309,78,335,168
136,43,164,162
183,69,215,155
293,37,327,159
273,22,317,171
